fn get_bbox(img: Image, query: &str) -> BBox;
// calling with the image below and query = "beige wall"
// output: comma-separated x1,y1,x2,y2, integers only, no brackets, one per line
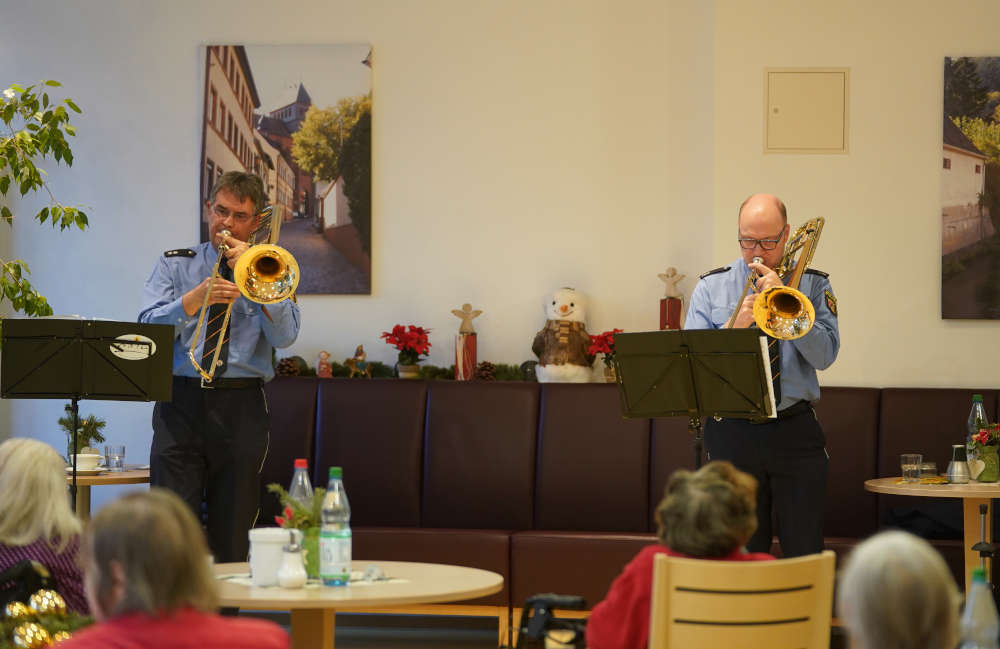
714,0,1000,389
6,0,1000,469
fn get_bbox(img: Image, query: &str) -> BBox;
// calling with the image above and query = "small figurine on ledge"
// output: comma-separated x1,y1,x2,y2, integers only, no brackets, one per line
532,287,595,382
345,345,372,378
451,303,482,381
657,267,686,330
317,350,333,378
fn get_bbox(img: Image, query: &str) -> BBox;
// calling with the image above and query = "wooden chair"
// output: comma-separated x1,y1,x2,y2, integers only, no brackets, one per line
648,550,836,649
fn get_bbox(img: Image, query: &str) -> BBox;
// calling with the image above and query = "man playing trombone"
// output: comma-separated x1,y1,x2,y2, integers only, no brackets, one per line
138,171,301,563
684,193,839,558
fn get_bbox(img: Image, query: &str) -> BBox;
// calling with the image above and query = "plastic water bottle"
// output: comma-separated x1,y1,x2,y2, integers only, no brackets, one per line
319,466,351,586
969,395,991,478
959,568,999,649
288,458,314,507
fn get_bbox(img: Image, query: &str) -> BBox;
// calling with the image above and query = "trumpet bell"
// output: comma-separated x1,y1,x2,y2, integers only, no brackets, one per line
753,286,815,340
233,243,300,304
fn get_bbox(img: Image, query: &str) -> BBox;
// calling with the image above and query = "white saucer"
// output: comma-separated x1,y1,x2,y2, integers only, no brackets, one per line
65,466,103,475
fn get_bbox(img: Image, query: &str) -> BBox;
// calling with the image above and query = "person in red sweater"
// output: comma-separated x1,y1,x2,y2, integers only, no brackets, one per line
586,461,775,649
57,489,289,649
0,438,88,613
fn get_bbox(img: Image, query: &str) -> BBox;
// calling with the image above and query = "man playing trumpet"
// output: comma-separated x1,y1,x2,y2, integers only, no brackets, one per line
138,171,301,563
684,193,839,558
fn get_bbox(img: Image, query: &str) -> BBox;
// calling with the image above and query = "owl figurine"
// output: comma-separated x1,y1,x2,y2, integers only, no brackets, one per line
531,287,596,382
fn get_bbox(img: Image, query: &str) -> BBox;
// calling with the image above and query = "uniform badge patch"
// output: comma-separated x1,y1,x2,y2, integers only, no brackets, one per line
825,290,838,317
164,248,196,258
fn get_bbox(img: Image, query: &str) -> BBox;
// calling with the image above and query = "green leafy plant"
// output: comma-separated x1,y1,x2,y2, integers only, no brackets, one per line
57,406,106,458
266,483,326,530
1,80,86,318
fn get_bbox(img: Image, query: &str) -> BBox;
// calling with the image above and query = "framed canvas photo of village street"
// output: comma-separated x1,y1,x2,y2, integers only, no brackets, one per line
199,44,372,295
942,56,1000,318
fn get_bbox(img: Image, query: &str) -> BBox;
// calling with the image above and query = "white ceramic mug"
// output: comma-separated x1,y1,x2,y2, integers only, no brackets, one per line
248,528,297,587
72,454,101,471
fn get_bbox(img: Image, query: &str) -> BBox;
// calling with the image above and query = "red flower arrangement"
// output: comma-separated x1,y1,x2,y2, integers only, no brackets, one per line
381,324,432,366
972,423,1000,449
588,328,624,368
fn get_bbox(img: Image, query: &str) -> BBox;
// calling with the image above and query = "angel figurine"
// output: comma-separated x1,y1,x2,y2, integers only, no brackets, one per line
451,303,483,334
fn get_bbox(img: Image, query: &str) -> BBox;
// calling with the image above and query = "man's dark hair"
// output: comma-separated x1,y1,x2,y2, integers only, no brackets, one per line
209,171,266,214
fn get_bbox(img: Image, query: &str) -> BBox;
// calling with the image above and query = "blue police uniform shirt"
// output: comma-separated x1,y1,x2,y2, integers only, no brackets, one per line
684,257,840,410
138,241,301,381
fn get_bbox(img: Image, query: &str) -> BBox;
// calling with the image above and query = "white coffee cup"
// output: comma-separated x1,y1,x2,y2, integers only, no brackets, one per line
72,454,101,471
249,528,299,587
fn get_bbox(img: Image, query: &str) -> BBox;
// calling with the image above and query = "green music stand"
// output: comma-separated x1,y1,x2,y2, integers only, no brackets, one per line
612,328,775,468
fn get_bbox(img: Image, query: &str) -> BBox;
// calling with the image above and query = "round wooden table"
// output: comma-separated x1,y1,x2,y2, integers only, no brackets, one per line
66,468,150,521
214,560,504,649
864,477,1000,592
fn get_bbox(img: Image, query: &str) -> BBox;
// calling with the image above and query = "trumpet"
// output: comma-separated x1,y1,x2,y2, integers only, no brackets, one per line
187,206,300,383
726,217,824,340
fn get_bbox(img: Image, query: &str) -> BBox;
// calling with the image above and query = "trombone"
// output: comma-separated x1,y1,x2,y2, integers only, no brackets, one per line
726,217,825,340
187,206,300,382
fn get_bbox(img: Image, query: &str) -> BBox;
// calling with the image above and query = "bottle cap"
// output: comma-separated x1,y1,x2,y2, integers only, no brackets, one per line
973,567,987,582
294,458,308,469
974,394,984,402
329,466,342,479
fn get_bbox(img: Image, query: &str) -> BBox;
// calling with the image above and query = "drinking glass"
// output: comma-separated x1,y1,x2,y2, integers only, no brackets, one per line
901,453,922,482
104,445,125,472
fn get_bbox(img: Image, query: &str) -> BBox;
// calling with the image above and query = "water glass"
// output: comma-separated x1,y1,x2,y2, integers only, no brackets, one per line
901,453,922,482
104,445,125,472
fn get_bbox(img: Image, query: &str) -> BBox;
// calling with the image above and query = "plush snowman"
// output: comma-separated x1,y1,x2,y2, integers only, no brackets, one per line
532,287,596,382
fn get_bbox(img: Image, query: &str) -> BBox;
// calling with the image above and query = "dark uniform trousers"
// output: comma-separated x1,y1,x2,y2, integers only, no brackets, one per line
151,376,269,563
704,404,828,558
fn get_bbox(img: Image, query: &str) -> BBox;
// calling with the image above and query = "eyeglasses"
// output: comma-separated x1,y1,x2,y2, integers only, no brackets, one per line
212,203,254,224
737,229,784,251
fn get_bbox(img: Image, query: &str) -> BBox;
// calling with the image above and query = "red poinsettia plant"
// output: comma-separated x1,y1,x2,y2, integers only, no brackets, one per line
588,328,624,369
972,423,1000,450
381,324,432,366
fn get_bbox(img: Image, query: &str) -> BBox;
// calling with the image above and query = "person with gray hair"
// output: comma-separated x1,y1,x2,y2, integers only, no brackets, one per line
837,530,960,649
586,461,775,649
56,488,288,649
139,171,300,563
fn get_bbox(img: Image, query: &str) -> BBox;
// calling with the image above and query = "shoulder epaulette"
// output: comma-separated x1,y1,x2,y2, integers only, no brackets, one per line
699,266,731,279
163,248,196,258
804,268,829,278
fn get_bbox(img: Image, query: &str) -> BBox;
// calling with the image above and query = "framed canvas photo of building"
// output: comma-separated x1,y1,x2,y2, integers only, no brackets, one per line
942,56,1000,318
200,44,372,295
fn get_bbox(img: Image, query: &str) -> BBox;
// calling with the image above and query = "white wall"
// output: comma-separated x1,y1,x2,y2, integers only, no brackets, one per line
713,0,1000,389
0,0,712,508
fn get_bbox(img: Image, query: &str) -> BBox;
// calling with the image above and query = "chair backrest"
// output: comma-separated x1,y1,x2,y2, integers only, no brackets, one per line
648,550,835,649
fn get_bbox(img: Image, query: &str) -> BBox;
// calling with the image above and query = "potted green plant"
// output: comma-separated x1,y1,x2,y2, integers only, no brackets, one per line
266,483,326,579
58,406,106,461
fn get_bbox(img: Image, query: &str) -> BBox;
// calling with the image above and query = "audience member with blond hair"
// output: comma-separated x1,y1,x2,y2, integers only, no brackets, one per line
838,530,960,649
0,438,88,613
586,461,775,649
57,488,288,649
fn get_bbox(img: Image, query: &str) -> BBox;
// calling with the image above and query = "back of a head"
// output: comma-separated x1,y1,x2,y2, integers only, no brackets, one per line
0,438,81,550
656,461,758,557
838,530,959,649
85,488,217,617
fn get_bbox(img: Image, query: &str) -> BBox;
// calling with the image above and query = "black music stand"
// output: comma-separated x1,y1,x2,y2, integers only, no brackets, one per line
612,328,775,469
1,318,173,508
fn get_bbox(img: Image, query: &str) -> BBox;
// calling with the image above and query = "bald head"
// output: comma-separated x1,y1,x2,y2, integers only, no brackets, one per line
738,194,787,225
736,193,789,269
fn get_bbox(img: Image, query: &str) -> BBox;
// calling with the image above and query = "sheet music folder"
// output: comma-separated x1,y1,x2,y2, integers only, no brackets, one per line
1,318,173,401
613,328,776,421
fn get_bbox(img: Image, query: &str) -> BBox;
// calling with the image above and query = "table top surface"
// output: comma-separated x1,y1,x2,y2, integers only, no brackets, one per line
864,476,1000,498
213,560,503,610
64,468,150,486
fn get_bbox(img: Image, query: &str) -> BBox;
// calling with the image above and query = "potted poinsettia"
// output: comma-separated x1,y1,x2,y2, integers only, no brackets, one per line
380,324,431,379
588,329,624,382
